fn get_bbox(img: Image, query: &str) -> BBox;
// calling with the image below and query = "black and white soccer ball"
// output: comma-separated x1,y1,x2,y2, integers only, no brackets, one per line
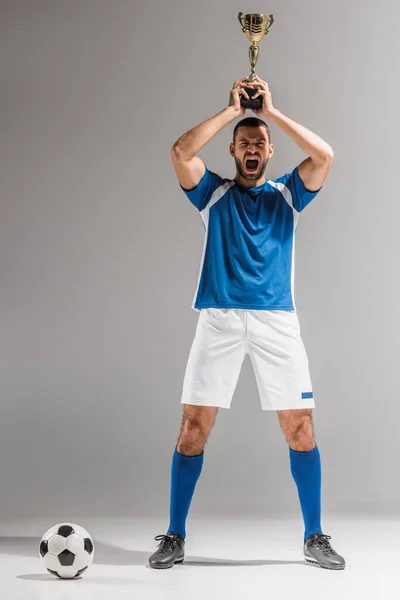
39,522,95,579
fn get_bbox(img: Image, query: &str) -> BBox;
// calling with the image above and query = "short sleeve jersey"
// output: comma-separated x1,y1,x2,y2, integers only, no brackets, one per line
181,165,321,312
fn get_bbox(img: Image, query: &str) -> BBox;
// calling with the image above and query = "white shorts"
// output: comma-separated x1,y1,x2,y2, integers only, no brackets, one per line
181,309,315,411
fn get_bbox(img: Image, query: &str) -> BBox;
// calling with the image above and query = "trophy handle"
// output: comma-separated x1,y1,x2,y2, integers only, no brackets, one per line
265,14,274,33
238,12,245,31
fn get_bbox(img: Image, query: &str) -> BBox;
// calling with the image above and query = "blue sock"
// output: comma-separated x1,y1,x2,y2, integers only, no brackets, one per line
289,445,322,541
167,447,204,540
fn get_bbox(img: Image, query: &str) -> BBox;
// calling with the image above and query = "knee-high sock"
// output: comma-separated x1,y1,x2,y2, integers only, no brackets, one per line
167,447,204,540
289,445,322,541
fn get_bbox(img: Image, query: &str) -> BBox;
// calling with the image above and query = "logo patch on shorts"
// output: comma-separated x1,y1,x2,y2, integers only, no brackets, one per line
301,392,313,399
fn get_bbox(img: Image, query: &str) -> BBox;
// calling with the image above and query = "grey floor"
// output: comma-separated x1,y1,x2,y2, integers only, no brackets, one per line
0,514,396,599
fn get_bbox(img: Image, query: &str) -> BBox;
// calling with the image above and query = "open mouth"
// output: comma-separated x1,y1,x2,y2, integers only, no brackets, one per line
244,156,260,173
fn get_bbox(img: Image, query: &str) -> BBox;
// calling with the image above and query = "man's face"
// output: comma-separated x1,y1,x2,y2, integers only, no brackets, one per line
230,126,273,182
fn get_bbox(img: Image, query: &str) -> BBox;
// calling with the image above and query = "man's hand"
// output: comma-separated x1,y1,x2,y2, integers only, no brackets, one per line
228,78,250,117
246,76,275,119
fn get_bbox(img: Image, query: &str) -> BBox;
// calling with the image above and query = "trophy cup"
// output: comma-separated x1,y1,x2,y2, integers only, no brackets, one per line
237,12,274,109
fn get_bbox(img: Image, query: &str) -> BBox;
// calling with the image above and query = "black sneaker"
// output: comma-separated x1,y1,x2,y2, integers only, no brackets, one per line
148,533,185,569
304,533,346,570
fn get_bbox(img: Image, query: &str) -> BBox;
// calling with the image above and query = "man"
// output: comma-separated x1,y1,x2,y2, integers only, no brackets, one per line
148,77,345,570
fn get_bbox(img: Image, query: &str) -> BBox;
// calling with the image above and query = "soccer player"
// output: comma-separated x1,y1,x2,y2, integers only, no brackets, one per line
148,76,345,570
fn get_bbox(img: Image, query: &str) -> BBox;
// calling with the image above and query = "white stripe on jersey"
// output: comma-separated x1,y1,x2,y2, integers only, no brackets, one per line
268,180,299,312
191,181,235,311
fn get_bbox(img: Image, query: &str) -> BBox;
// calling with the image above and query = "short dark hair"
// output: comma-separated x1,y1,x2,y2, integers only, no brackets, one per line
233,117,271,144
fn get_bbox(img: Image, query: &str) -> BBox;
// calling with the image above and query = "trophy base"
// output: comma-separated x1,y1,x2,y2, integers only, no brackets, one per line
240,86,263,110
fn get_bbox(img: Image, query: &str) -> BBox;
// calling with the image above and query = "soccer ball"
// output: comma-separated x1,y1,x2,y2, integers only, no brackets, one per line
39,522,95,579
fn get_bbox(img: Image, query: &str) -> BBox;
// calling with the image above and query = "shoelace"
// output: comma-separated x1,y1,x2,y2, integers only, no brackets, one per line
308,533,337,555
154,534,178,554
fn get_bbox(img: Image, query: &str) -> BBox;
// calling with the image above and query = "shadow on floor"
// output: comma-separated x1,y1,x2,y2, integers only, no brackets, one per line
0,536,308,573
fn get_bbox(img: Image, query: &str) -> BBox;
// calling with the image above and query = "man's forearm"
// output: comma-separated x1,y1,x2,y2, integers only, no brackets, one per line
172,106,238,160
268,109,333,163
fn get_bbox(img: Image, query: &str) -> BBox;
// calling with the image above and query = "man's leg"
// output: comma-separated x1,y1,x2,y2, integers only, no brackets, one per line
148,404,218,569
168,404,218,538
277,408,321,540
277,408,345,569
149,308,245,569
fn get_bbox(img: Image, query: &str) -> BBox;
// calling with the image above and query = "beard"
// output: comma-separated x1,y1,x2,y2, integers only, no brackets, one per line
234,156,269,182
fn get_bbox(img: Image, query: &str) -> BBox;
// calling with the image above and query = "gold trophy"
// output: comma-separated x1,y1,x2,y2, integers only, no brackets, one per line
237,12,274,109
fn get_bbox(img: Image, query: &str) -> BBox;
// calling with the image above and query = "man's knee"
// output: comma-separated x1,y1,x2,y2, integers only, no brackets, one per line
177,406,217,455
277,409,315,451
177,417,207,455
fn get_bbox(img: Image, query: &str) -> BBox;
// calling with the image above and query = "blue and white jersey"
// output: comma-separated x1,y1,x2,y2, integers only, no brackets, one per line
181,165,321,312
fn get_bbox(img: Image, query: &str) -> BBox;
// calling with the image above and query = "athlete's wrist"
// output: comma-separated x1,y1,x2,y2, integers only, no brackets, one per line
257,107,279,121
223,105,242,121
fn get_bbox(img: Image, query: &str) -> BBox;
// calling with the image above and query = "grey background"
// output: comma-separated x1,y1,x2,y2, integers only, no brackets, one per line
0,0,399,523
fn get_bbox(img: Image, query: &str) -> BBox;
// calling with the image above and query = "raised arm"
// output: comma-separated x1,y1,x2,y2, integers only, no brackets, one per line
248,76,334,191
171,78,249,190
